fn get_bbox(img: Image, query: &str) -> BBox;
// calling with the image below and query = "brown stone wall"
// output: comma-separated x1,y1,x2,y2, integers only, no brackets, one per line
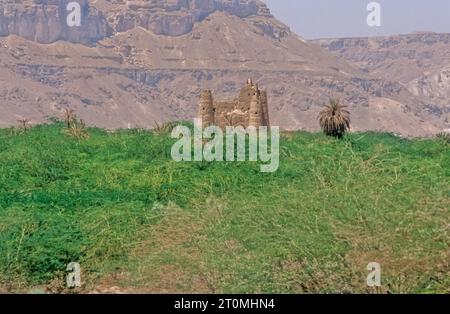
197,79,270,129
237,84,254,112
213,101,236,129
260,90,270,127
198,90,214,126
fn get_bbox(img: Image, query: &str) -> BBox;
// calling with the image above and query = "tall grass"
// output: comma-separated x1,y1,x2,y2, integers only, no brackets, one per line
0,123,448,293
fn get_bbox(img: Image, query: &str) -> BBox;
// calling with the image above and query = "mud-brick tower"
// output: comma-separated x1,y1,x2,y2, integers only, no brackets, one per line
197,79,270,129
248,88,262,127
198,90,214,126
259,90,270,127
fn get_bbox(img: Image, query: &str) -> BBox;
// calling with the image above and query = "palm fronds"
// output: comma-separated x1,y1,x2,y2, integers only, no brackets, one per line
17,118,31,132
62,108,76,129
153,120,177,134
436,132,450,144
318,99,351,138
68,119,90,139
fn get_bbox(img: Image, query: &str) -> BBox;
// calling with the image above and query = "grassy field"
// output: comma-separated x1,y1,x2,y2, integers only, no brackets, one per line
0,122,448,293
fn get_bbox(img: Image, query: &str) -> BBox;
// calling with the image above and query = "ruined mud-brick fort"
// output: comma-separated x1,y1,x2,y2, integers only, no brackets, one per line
198,79,270,129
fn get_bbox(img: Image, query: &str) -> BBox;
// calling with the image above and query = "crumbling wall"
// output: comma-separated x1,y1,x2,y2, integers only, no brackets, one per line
198,90,214,126
198,79,269,129
214,101,236,128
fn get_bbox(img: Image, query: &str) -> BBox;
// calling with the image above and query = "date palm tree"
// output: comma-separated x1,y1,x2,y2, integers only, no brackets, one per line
436,131,450,144
17,118,31,131
68,119,90,139
153,120,177,134
318,99,351,138
62,108,76,129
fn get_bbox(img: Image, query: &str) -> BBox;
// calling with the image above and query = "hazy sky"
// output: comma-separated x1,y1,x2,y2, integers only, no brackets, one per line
264,0,450,39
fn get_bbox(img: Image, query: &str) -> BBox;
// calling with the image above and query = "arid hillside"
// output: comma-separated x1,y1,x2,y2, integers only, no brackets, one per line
315,33,450,132
0,0,446,136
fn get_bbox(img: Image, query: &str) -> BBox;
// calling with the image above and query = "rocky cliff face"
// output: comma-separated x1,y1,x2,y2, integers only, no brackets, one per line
0,1,446,136
110,0,274,37
0,0,285,43
0,0,112,44
314,33,450,129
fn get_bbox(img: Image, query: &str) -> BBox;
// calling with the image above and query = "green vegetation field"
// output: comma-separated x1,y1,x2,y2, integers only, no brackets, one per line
0,122,448,293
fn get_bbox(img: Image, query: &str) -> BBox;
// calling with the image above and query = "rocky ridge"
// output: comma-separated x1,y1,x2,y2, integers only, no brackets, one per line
0,1,446,136
0,0,287,43
314,33,450,128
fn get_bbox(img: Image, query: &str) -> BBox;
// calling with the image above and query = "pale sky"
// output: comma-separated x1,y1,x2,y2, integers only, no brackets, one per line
264,0,450,39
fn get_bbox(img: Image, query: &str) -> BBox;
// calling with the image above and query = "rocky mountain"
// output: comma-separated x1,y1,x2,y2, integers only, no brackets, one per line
0,0,288,44
315,33,450,130
0,0,111,44
0,0,446,136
